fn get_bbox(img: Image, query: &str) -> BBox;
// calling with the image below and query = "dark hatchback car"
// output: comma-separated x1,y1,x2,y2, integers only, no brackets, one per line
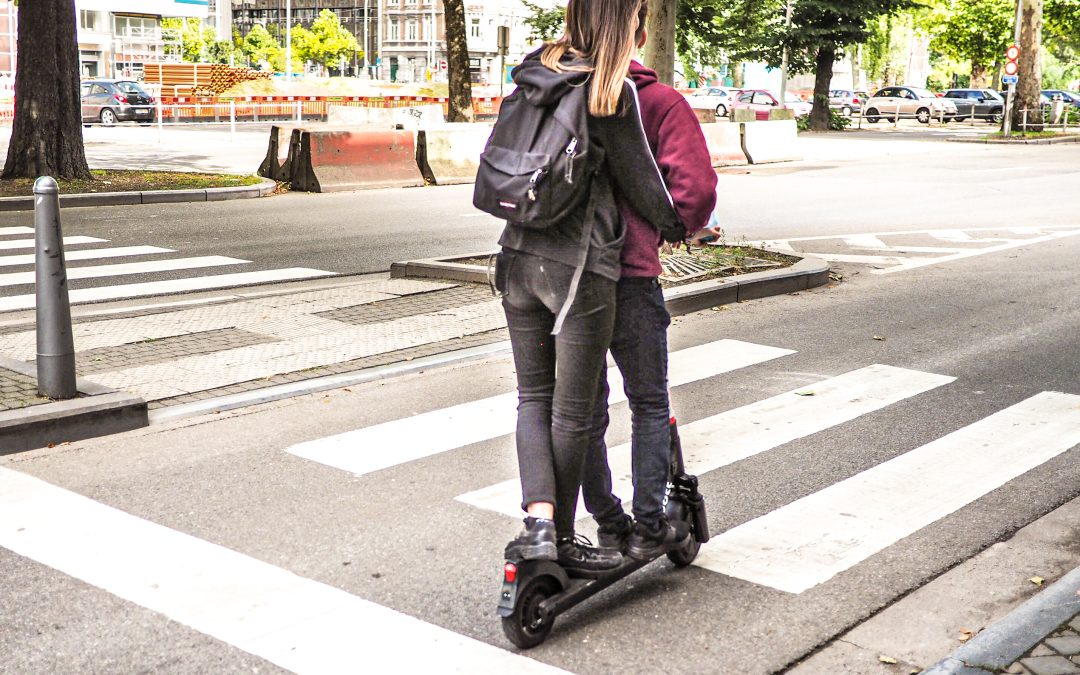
942,88,1004,122
80,79,156,126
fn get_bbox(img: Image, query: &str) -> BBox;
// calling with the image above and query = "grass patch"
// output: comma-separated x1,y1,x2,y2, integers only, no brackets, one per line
987,129,1071,139
0,170,262,198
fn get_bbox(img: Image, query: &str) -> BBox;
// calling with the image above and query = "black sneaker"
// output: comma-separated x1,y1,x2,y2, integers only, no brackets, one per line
626,519,691,561
596,514,633,553
504,517,557,561
557,534,622,573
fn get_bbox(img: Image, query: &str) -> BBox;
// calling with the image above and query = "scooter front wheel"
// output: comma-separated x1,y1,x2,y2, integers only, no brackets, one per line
502,575,560,649
666,500,702,567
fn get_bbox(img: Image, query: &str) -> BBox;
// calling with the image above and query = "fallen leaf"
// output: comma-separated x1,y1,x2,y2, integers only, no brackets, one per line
873,335,887,341
795,391,815,397
1029,576,1044,586
343,388,352,393
958,628,975,642
879,655,898,664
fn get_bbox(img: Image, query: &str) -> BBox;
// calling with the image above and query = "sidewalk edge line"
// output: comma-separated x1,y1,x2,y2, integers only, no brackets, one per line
0,178,277,212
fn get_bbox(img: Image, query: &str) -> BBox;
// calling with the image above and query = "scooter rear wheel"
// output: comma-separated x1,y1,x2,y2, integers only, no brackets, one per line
502,575,560,649
666,500,701,567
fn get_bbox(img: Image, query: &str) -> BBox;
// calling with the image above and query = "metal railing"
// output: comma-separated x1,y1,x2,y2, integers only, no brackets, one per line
854,103,957,129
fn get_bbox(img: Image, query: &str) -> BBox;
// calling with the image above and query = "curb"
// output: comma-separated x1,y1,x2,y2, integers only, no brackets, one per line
391,252,832,314
946,135,1080,145
0,178,277,212
0,356,148,455
920,566,1080,674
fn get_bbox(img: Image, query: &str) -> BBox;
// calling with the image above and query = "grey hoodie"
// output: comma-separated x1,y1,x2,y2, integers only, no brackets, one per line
497,49,683,281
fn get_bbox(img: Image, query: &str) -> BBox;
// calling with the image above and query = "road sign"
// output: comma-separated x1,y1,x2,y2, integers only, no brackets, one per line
1006,44,1021,60
1002,75,1018,85
1004,61,1019,76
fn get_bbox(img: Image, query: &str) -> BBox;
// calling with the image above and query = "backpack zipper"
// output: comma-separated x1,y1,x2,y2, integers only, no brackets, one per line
564,138,578,183
527,168,543,201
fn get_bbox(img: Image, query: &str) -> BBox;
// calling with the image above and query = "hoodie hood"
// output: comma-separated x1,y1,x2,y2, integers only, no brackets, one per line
511,47,593,107
628,60,658,90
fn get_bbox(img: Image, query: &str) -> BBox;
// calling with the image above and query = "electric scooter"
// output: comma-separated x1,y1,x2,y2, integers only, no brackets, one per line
496,417,710,648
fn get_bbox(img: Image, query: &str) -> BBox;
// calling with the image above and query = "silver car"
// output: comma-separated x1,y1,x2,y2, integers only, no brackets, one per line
80,79,156,126
863,86,958,124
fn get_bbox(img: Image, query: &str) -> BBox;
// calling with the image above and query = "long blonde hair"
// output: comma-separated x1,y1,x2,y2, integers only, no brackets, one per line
540,0,648,117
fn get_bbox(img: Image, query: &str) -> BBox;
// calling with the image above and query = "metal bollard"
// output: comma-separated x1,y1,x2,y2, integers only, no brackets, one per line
33,177,76,399
230,100,236,137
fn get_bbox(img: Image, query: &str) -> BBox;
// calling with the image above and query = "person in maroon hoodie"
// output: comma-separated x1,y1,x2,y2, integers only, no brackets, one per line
579,13,720,560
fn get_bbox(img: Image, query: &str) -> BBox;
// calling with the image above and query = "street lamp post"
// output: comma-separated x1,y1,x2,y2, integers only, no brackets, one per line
779,0,793,109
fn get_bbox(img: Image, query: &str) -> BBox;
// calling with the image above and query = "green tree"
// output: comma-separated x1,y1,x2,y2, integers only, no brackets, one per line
304,9,360,71
522,0,565,42
241,24,284,71
928,0,1012,87
161,17,213,63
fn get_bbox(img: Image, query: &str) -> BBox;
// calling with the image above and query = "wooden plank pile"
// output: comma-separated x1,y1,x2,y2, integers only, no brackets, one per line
143,63,271,97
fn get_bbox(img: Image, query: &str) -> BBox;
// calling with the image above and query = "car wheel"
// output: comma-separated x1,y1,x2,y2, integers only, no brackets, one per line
916,107,931,124
865,107,880,124
99,108,117,127
715,104,727,117
841,105,852,117
990,109,1003,124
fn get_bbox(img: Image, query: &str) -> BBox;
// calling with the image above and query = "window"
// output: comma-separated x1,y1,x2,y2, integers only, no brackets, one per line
114,15,158,40
406,0,418,6
90,84,108,96
80,10,103,32
406,19,418,40
751,92,774,105
388,19,399,41
470,17,481,38
737,92,754,103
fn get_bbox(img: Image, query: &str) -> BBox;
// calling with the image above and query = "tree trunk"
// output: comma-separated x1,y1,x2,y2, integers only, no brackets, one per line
809,44,835,132
643,0,677,86
730,60,744,88
971,62,987,88
442,0,474,123
3,0,90,180
849,44,862,90
1013,0,1043,131
991,60,1002,90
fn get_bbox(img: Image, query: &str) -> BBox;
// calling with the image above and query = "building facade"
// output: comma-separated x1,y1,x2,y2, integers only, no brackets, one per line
380,0,538,85
231,1,379,76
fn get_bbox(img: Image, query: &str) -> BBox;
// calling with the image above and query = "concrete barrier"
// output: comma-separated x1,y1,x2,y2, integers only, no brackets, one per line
741,119,802,164
692,108,716,124
700,122,748,167
416,123,493,185
327,104,445,128
257,124,298,183
732,108,757,123
768,108,796,121
291,126,425,192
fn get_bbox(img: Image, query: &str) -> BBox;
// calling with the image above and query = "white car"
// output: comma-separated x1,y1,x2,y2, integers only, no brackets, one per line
685,87,737,118
862,86,958,124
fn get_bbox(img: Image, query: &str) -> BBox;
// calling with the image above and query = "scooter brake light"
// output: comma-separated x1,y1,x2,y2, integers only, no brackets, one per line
504,562,517,583
669,416,677,425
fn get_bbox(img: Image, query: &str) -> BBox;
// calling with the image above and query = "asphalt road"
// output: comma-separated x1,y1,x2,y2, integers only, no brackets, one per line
2,228,1079,673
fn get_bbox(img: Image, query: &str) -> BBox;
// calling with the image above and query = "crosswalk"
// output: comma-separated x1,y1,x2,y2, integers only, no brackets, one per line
0,225,336,312
751,225,1080,274
3,336,1079,672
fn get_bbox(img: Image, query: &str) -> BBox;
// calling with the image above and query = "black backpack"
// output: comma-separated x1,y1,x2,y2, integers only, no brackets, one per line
472,77,593,229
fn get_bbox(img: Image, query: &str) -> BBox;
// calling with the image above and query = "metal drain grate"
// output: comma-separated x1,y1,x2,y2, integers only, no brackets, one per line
659,253,731,282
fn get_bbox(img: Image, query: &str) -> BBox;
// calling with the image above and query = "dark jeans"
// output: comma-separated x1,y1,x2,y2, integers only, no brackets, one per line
497,250,616,539
581,276,672,530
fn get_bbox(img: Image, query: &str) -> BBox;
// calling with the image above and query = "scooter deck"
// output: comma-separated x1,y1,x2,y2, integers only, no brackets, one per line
538,550,668,618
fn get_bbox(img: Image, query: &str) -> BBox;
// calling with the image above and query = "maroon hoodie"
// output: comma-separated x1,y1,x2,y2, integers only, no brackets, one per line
619,61,718,278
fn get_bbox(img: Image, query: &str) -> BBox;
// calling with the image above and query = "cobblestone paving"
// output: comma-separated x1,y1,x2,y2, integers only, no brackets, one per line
148,327,509,410
1006,613,1080,674
0,367,50,412
69,328,279,375
316,284,495,325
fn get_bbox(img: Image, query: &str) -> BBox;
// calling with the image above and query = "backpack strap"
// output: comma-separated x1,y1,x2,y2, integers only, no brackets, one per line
550,187,598,336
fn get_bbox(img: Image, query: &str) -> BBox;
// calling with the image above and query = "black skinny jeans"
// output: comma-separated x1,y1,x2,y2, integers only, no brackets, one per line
498,250,616,540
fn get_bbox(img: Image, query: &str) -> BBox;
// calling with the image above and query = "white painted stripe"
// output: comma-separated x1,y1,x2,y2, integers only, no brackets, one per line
0,256,249,287
287,340,795,477
874,229,1080,275
752,225,1080,245
802,253,917,266
0,246,175,268
456,365,956,519
0,468,566,674
842,234,889,249
0,268,337,312
0,226,34,236
694,391,1080,594
0,236,106,251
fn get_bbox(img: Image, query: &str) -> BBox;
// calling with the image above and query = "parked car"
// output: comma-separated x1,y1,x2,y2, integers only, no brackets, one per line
732,89,813,120
862,86,957,124
941,89,1004,123
1042,90,1080,108
828,89,868,116
685,86,737,117
80,79,155,126
997,90,1054,117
